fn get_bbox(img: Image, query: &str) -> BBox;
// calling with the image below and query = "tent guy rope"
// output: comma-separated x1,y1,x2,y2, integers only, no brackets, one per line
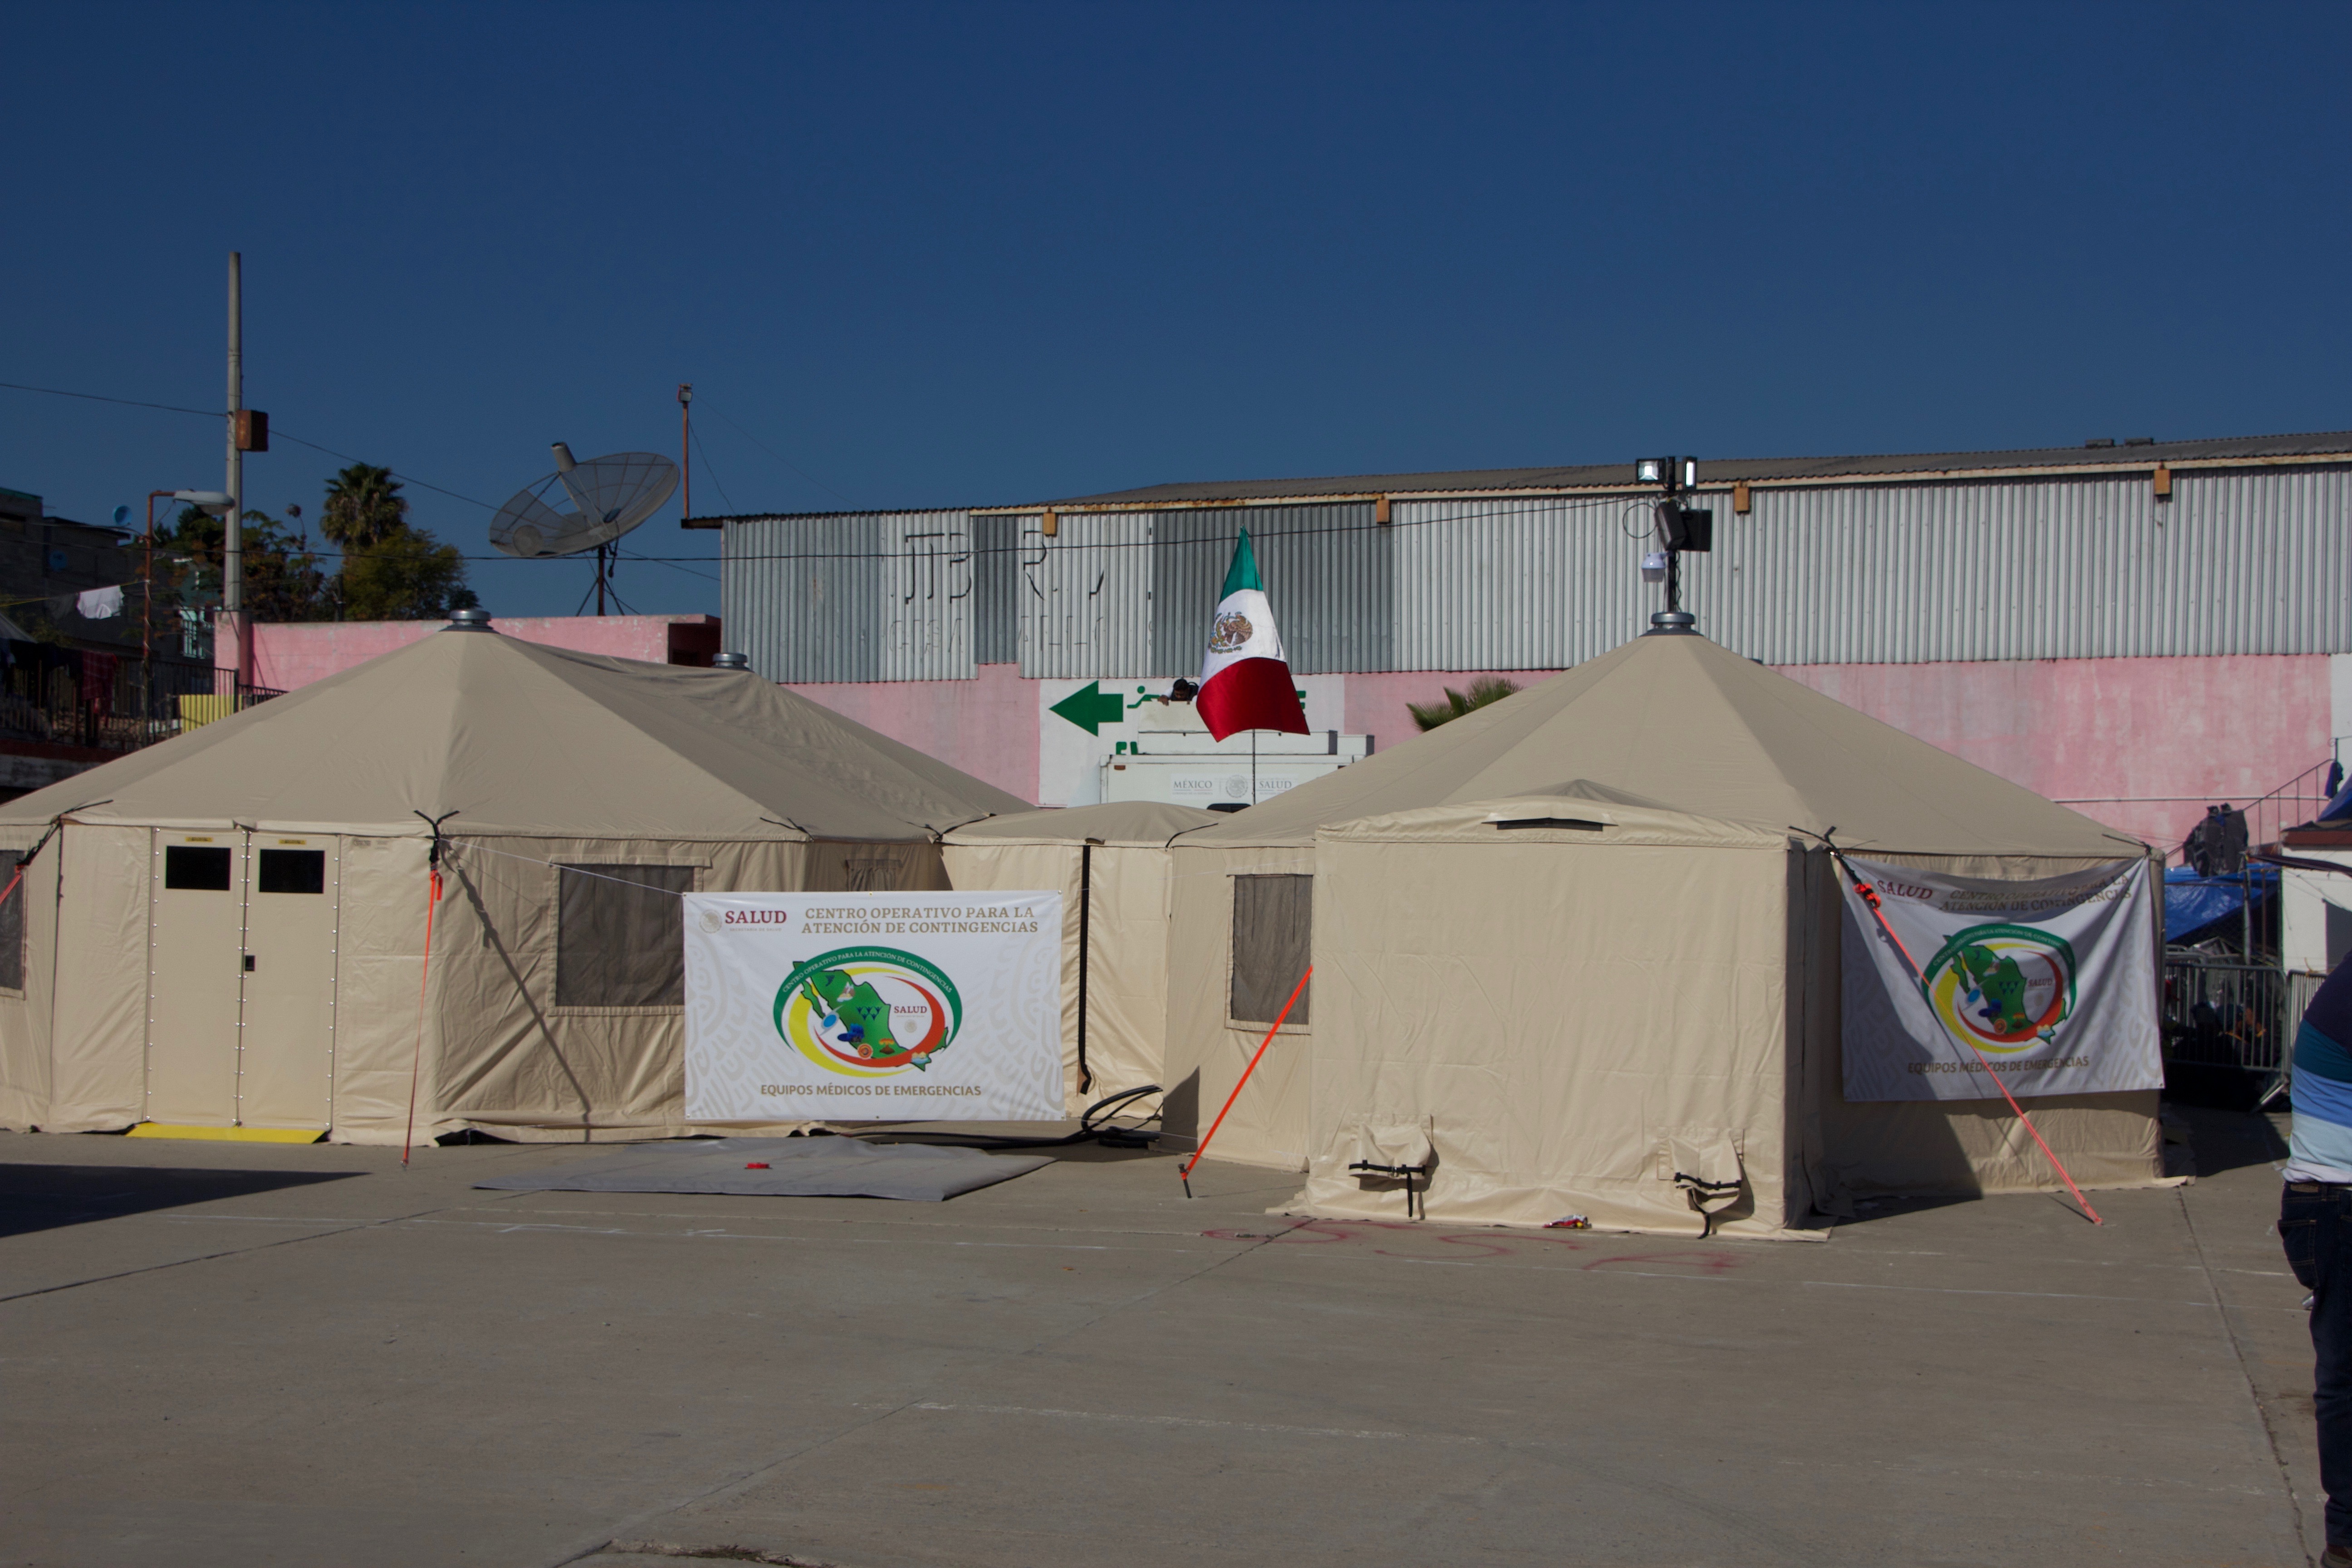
1812,830,2103,1225
1180,965,1310,1198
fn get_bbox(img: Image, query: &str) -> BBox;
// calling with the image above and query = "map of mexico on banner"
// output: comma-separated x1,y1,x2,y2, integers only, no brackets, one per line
683,893,1064,1122
1839,857,2160,1102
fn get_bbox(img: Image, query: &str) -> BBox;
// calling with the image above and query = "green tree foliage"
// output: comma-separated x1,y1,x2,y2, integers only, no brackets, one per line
314,462,479,621
140,466,479,627
1406,675,1522,732
319,463,409,549
152,505,333,624
338,526,478,621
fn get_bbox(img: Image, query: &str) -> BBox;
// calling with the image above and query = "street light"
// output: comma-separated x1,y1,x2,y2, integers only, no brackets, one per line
143,490,233,674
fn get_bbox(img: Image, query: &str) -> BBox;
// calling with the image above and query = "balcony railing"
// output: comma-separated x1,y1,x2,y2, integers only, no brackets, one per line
0,640,281,755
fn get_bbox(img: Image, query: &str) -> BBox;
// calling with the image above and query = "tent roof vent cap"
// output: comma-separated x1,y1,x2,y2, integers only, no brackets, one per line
1644,610,1698,636
710,651,752,670
446,608,495,632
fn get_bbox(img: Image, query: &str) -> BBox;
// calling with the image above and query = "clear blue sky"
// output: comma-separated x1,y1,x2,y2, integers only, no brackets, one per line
4,2,2345,619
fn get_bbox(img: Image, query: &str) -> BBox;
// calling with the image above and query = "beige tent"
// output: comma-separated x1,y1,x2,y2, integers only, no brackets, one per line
0,616,1027,1144
942,802,1220,1113
1298,787,1804,1235
1163,625,2163,1226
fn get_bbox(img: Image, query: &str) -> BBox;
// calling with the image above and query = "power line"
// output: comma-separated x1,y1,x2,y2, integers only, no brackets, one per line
617,549,719,583
159,494,1632,567
673,491,1644,565
686,421,737,514
697,398,856,506
0,379,217,419
0,377,495,513
266,430,497,511
1,377,1660,570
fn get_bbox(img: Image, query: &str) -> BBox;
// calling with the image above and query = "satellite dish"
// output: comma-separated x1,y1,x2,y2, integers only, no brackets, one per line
490,443,680,615
490,445,679,559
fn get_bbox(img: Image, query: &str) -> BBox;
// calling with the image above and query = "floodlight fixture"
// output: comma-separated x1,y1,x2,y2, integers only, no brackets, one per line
1635,458,1666,485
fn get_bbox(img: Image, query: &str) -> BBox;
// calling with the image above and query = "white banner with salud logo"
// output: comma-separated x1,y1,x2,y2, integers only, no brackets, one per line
1839,857,2160,1102
682,892,1063,1122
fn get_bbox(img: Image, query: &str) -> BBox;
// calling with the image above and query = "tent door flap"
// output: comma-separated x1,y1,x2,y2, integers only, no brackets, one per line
143,832,338,1131
237,838,338,1130
144,831,244,1126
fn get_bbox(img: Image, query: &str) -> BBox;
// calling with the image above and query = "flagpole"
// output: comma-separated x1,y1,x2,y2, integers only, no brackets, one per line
1251,729,1258,804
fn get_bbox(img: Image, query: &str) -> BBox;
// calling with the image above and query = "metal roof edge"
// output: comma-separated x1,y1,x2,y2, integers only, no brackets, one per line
681,506,982,526
685,430,2352,522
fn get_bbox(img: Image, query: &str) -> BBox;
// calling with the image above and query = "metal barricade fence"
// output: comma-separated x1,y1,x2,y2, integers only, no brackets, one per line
2162,957,2289,1104
0,640,280,755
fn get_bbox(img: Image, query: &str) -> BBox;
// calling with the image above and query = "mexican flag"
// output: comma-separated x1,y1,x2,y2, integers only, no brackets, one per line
1196,530,1310,742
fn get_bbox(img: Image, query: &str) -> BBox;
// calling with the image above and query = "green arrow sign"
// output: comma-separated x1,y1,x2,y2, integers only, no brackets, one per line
1049,681,1127,735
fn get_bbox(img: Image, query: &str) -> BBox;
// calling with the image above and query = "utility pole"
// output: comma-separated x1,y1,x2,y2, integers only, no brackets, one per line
223,252,245,688
678,383,693,521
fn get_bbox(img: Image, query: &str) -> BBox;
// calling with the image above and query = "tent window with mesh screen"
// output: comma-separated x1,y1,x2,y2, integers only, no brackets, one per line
1230,874,1312,1025
556,865,697,1007
0,875,20,993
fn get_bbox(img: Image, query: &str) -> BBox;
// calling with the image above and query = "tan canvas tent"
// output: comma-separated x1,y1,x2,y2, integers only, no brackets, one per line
0,616,1027,1143
1298,787,1804,1235
1163,625,2163,1225
941,802,1219,1113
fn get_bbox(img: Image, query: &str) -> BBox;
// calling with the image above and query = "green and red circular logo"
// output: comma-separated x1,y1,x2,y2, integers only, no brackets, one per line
774,946,964,1077
1921,923,2077,1053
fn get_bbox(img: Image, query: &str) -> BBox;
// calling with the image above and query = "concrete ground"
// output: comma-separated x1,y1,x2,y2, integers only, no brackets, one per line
0,1107,2321,1568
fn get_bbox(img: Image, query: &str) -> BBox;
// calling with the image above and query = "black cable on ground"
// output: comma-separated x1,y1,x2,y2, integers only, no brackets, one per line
848,1085,1164,1151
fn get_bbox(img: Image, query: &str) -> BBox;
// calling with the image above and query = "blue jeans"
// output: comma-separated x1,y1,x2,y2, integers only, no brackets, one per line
2283,1183,2352,1547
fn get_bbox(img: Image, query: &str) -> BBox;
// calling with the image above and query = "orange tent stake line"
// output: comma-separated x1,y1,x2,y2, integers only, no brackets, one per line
1837,857,2103,1226
402,810,459,1168
1181,965,1310,1198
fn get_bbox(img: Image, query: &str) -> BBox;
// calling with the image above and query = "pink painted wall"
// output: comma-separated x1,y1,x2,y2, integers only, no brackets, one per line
789,653,2334,856
1778,655,2332,855
248,614,720,691
784,662,1040,803
1350,657,2330,854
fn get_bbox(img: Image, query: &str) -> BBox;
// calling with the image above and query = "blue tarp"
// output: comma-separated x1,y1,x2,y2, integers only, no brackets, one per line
2164,865,2278,944
2318,775,2352,823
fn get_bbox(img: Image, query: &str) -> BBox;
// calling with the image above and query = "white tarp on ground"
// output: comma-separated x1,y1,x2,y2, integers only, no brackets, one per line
682,892,1063,1123
1839,855,2160,1102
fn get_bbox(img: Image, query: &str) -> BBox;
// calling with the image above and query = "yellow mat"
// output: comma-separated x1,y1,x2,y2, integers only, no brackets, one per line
126,1123,325,1144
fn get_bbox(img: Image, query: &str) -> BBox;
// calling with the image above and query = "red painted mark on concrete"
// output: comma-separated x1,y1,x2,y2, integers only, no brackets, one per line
1579,1250,1744,1277
1200,1218,1749,1272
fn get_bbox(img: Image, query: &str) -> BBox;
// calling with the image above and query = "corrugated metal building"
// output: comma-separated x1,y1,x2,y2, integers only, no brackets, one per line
696,431,2352,848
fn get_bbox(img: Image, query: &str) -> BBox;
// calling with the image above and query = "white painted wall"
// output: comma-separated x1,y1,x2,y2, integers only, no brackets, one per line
1034,674,1348,807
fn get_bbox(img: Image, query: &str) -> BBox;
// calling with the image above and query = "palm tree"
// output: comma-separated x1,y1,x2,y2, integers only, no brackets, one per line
319,463,408,550
1407,675,1521,732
